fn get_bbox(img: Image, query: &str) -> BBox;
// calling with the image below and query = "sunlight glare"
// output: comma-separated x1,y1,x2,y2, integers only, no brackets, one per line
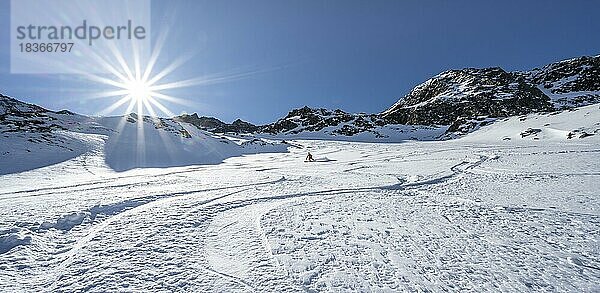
126,79,152,103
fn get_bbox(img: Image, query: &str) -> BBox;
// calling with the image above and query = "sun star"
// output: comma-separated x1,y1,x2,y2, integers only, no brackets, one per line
124,79,153,104
79,27,275,119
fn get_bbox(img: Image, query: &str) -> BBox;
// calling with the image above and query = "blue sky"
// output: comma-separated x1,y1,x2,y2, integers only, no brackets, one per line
1,0,599,124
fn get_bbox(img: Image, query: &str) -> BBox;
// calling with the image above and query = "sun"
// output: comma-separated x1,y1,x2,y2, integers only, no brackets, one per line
80,26,273,119
125,79,153,103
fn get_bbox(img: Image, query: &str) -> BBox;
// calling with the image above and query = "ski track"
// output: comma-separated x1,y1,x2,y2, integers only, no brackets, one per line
1,140,599,291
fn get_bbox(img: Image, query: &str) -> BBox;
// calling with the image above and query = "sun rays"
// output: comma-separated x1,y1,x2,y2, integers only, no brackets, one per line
81,34,184,119
79,39,275,120
66,16,286,164
72,26,266,163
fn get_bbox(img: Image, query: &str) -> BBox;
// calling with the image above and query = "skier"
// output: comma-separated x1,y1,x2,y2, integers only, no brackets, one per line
305,152,315,162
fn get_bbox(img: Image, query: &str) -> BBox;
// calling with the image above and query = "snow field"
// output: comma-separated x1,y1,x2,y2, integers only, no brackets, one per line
1,105,599,291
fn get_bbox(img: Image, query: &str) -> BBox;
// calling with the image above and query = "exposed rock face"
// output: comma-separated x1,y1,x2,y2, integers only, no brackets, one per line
442,116,498,140
261,106,386,136
0,94,48,115
523,55,600,109
227,119,260,133
381,67,554,126
0,94,66,133
175,114,224,130
0,94,194,141
174,113,259,133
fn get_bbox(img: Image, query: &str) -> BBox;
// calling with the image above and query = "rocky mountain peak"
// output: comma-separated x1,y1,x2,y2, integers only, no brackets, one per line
381,67,553,126
0,94,49,116
174,113,258,134
523,55,600,109
260,106,388,137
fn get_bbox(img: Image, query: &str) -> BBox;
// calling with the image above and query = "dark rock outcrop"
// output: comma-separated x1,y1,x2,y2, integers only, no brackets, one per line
261,106,386,136
523,55,600,109
381,67,553,126
174,113,258,133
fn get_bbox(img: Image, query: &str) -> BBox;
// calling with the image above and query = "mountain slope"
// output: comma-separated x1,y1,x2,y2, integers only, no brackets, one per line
382,55,600,129
262,107,382,135
174,113,259,133
2,104,599,291
523,55,600,109
261,55,600,140
259,106,447,141
463,103,600,142
0,94,99,174
2,54,599,169
381,67,553,125
0,94,287,174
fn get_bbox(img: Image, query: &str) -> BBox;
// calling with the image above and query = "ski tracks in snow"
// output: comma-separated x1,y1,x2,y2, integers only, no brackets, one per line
1,140,599,291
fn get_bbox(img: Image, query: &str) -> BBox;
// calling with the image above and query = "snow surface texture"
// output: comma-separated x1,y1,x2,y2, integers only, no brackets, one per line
464,104,600,142
1,105,599,292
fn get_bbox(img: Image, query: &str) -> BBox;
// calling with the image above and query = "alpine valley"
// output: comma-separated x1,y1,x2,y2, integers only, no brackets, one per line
1,55,599,292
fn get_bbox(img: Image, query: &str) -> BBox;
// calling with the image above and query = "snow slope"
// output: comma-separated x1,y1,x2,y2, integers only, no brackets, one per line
463,104,600,142
97,115,288,172
0,103,289,174
0,131,95,175
1,104,598,291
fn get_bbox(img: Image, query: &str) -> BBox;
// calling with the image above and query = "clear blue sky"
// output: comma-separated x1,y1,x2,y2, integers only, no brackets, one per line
1,0,599,124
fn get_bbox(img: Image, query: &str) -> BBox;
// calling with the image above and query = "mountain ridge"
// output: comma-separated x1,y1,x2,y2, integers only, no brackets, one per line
2,54,599,139
0,93,288,174
261,55,600,138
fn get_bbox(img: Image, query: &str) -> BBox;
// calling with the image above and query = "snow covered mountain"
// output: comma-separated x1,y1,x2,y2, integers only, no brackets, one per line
523,55,600,109
174,113,259,133
262,55,600,140
262,107,382,136
2,55,599,173
381,67,553,125
0,94,102,174
0,94,287,174
383,55,600,133
0,93,73,133
384,55,600,125
259,106,446,141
